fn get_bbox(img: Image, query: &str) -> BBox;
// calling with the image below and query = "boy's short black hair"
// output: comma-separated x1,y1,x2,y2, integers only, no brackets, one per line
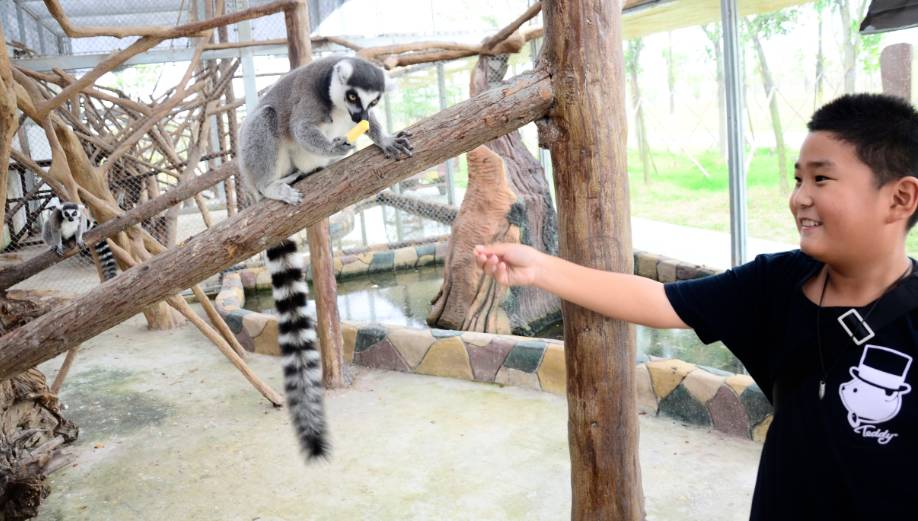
808,93,918,230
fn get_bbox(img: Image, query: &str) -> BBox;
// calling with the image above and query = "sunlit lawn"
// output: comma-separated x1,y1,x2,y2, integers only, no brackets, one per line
627,148,918,257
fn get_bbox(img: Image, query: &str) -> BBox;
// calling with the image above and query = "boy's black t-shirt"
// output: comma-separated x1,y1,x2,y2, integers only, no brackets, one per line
665,250,918,521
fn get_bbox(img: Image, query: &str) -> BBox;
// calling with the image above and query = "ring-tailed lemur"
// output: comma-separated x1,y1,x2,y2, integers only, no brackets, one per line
238,56,413,461
42,202,118,281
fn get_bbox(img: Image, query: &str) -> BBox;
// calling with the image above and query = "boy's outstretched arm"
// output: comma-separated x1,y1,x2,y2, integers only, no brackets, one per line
474,243,689,329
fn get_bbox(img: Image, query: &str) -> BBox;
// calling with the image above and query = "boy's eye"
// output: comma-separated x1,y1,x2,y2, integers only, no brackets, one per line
815,175,829,183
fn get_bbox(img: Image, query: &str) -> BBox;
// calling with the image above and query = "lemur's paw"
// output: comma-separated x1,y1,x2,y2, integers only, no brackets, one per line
76,239,86,249
52,245,64,256
329,137,355,156
381,131,413,160
276,187,303,205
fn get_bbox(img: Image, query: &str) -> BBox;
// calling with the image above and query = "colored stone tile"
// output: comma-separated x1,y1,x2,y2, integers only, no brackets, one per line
658,384,711,427
460,331,493,347
333,258,343,275
415,336,473,380
417,253,436,266
255,269,272,290
369,251,395,272
495,367,542,391
537,343,566,395
340,259,368,278
636,253,658,279
339,254,357,265
236,328,256,353
468,340,514,383
725,374,756,396
682,369,725,404
503,340,546,374
354,339,410,373
434,242,449,261
696,364,733,377
242,312,269,338
740,383,773,427
752,415,773,442
708,385,750,438
656,259,677,283
251,319,280,356
646,358,697,400
676,264,711,281
342,323,357,363
240,270,258,289
223,310,246,334
635,363,658,414
431,328,462,338
394,247,418,268
357,252,375,265
355,325,388,353
416,244,436,258
387,327,435,368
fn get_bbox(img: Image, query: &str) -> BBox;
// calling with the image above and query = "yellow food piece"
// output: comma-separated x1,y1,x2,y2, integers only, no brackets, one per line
346,120,370,143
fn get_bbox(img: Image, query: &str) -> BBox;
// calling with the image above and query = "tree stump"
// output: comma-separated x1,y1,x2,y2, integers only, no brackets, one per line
0,292,78,521
428,145,519,332
428,55,560,335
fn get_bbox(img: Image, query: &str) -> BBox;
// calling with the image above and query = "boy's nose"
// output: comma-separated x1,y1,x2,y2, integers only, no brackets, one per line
791,188,814,208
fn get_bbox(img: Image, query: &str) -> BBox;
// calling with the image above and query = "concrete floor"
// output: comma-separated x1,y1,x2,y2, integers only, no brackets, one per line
30,307,762,521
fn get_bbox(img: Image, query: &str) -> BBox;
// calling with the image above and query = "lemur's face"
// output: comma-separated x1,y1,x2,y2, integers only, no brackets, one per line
61,204,80,222
330,59,386,123
342,88,381,123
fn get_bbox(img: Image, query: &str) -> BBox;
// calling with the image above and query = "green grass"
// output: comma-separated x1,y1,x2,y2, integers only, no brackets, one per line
626,148,918,256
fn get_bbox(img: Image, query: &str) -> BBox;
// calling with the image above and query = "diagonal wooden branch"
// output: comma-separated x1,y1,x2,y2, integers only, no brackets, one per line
481,1,542,51
42,0,295,39
357,2,543,69
35,37,163,121
0,70,553,380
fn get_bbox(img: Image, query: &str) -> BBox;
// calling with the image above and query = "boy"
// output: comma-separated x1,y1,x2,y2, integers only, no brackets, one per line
474,93,918,520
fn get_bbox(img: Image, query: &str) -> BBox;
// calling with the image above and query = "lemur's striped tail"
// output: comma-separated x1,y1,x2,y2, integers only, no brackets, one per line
94,240,117,281
265,239,328,460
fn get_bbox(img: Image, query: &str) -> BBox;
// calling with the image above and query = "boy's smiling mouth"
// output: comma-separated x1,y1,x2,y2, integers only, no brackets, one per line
799,218,822,230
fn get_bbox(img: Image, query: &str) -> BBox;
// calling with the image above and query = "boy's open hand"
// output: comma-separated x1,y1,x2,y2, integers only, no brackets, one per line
473,243,541,287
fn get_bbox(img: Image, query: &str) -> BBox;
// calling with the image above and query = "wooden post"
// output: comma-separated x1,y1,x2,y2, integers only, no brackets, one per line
539,0,644,519
283,1,347,388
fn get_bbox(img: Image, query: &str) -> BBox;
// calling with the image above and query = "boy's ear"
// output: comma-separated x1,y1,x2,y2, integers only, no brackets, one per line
889,176,918,225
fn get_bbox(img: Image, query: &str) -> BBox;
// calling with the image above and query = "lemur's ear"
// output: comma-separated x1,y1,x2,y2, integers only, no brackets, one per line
333,60,353,86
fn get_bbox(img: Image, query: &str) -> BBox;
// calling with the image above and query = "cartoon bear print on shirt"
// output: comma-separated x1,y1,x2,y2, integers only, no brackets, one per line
839,344,912,445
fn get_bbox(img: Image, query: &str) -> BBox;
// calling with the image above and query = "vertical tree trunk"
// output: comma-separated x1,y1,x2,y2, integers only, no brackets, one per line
750,27,788,192
0,22,18,239
627,42,652,185
814,6,825,110
837,0,857,93
539,0,643,519
284,0,346,388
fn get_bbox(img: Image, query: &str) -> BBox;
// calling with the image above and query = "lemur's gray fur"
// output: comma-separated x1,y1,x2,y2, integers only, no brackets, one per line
238,55,412,205
42,202,117,280
238,56,412,462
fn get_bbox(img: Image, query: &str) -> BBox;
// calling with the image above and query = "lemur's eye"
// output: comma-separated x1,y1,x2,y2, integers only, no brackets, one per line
370,100,378,107
346,93,358,103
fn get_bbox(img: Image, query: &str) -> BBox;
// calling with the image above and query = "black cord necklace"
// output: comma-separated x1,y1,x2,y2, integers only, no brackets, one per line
815,262,913,400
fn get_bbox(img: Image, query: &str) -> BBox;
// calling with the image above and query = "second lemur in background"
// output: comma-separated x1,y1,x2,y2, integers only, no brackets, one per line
42,202,118,281
238,56,413,461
